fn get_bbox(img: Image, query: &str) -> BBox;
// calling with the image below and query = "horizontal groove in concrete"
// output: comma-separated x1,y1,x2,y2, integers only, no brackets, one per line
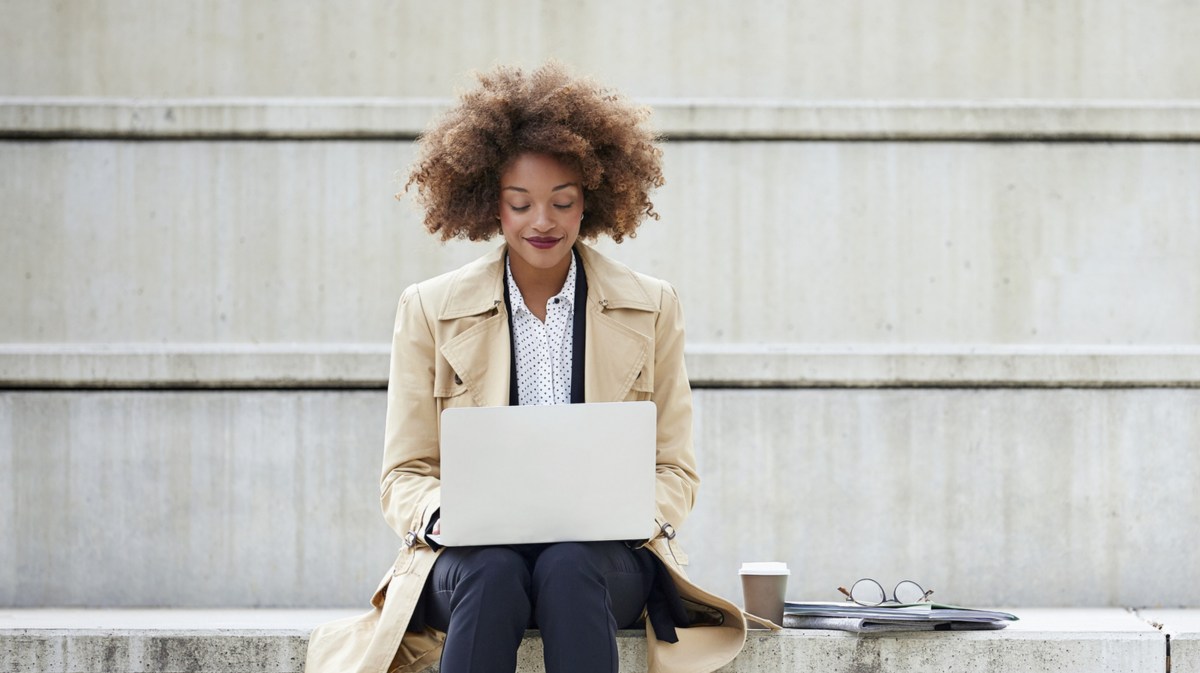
2,344,1199,389
0,609,1170,673
4,98,1200,141
687,344,1200,388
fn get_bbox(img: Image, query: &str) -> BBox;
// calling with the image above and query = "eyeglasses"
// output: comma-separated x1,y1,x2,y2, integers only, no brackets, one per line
837,578,934,606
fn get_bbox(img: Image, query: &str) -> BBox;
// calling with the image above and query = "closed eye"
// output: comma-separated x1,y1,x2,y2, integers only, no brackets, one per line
554,202,575,210
509,204,530,212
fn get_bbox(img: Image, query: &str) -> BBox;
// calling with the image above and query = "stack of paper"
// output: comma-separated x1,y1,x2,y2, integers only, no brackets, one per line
783,602,1018,634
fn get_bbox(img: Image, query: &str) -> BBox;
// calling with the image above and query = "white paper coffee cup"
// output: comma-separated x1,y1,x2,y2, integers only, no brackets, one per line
739,561,789,627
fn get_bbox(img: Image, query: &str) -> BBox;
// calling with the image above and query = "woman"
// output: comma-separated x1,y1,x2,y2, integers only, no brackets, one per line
305,62,766,673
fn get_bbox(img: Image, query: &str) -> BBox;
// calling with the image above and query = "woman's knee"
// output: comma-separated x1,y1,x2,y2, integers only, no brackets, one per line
531,542,623,588
425,547,533,630
435,546,532,596
531,542,651,630
422,546,534,634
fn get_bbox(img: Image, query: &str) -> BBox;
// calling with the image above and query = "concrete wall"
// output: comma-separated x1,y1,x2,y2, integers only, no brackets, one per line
3,388,1197,608
4,138,1199,345
3,0,1200,99
688,388,1200,608
0,392,389,608
3,0,1198,612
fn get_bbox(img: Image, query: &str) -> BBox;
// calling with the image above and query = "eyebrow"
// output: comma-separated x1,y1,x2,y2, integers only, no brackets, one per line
501,183,580,193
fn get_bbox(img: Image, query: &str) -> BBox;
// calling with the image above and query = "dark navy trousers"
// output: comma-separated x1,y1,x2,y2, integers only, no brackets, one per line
421,541,655,673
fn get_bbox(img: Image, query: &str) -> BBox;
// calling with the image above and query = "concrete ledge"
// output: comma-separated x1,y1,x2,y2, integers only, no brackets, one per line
687,344,1200,389
3,344,1200,389
0,344,390,389
0,610,351,673
1140,610,1200,673
4,98,1200,141
0,609,1170,673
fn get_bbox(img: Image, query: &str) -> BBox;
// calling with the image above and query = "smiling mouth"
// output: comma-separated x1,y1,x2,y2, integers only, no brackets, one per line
526,237,561,249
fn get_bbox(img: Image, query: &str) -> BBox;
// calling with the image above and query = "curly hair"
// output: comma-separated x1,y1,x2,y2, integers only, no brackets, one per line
403,62,664,243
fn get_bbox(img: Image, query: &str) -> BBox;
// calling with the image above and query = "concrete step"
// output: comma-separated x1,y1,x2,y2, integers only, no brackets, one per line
3,387,1198,609
2,125,1198,346
1142,610,1200,673
0,609,1178,673
3,1,1199,99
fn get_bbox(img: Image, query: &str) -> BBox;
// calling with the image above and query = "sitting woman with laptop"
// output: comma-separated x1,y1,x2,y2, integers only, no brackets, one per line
305,62,765,673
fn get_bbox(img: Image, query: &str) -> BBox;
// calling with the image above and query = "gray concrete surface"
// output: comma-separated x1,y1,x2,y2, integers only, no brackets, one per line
0,609,327,673
745,609,1165,673
1140,610,1200,673
0,391,395,608
7,99,1200,140
3,1,1199,100
686,389,1200,608
0,609,1169,673
3,389,1197,608
4,140,1199,346
5,345,1200,389
0,609,360,630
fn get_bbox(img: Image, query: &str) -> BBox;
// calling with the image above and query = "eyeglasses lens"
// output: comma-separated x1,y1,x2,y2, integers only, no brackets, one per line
850,579,886,606
894,580,927,604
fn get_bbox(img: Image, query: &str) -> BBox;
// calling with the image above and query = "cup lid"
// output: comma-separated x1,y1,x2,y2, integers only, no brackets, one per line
739,561,790,576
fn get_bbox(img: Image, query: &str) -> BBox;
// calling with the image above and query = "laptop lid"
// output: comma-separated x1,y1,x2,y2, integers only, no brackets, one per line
438,401,656,547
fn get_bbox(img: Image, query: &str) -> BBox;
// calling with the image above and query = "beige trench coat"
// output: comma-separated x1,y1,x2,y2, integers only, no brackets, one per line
305,243,773,673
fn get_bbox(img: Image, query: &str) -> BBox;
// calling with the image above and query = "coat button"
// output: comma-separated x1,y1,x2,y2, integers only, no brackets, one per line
454,373,462,385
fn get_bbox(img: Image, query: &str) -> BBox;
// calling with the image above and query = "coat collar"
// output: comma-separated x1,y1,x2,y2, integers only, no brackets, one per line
437,243,656,404
575,243,657,312
437,245,506,320
438,243,657,318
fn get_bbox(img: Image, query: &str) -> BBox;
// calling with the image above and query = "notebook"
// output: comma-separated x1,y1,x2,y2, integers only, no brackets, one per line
438,401,656,546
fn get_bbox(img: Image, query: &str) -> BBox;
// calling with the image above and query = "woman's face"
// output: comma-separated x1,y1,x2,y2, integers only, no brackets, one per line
498,152,584,280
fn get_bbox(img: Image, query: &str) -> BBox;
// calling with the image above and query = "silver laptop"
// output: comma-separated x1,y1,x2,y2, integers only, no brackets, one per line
438,401,656,547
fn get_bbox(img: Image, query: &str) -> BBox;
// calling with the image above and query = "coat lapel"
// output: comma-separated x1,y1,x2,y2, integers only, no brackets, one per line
577,244,656,403
584,306,650,402
435,243,657,406
440,313,511,407
437,246,511,408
